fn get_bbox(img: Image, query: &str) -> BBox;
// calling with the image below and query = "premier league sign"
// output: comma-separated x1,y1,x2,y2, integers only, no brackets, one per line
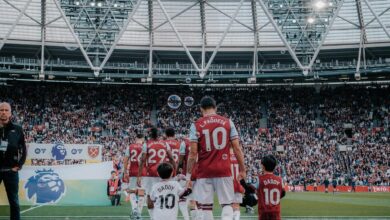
27,143,102,163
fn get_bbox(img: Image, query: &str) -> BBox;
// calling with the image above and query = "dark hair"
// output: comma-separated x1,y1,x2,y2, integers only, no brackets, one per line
136,133,144,139
165,127,175,137
111,170,116,174
200,96,216,109
157,163,173,179
149,127,158,140
261,155,277,172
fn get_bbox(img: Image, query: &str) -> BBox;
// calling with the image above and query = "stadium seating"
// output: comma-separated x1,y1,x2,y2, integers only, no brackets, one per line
1,83,388,186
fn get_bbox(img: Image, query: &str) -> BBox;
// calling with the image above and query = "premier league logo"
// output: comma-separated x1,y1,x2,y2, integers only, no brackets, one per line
51,143,67,160
25,169,66,204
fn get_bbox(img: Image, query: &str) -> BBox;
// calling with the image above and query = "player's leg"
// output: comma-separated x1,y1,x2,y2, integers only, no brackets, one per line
137,188,146,216
128,177,139,216
232,203,240,220
179,198,190,220
232,193,243,220
214,177,234,220
194,178,214,220
122,182,130,202
187,180,199,220
189,200,199,220
177,179,190,220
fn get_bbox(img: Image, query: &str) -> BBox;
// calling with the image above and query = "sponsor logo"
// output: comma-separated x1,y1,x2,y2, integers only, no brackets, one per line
88,145,100,158
222,154,228,160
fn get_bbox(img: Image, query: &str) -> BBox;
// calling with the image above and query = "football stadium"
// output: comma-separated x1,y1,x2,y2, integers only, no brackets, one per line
0,0,389,220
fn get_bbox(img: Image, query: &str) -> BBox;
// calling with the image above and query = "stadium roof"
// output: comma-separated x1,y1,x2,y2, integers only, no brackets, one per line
0,0,390,84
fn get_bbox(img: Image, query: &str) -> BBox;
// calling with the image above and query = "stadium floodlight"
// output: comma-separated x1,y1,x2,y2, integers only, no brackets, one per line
355,72,361,80
93,70,99,77
90,2,95,7
308,17,315,24
75,1,80,6
314,0,327,10
97,2,102,7
113,3,118,7
248,77,257,84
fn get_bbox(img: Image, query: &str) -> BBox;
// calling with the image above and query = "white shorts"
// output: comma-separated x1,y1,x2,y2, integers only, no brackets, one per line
194,177,234,205
187,181,197,201
233,193,243,204
128,177,139,190
143,177,161,195
122,182,130,191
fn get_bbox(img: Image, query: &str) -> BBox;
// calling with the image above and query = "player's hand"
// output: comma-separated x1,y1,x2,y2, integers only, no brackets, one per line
238,171,247,180
186,180,193,189
137,177,142,188
123,173,129,182
11,167,19,172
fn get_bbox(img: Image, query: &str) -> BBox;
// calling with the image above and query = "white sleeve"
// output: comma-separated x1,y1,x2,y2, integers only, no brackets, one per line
150,185,157,202
176,181,185,195
229,119,239,140
142,143,147,153
189,123,198,142
125,147,130,157
179,141,186,155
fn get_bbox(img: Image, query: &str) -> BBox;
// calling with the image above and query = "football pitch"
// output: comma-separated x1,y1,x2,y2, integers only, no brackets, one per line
0,192,389,219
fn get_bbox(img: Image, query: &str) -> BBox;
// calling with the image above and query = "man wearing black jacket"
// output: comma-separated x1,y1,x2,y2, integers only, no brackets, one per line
0,102,27,220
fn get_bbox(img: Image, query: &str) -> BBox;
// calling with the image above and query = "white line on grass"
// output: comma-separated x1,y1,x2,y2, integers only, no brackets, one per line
5,216,390,218
20,204,46,214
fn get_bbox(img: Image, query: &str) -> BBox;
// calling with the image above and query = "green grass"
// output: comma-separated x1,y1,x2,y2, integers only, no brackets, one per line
0,192,389,219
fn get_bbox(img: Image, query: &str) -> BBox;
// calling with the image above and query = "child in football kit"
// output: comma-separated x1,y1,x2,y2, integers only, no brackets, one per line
257,155,286,220
148,163,192,220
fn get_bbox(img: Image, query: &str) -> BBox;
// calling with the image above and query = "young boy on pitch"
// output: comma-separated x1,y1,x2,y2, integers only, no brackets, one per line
257,155,286,220
148,162,192,220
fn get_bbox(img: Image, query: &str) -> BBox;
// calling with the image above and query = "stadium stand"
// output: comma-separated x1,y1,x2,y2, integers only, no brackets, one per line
1,82,388,187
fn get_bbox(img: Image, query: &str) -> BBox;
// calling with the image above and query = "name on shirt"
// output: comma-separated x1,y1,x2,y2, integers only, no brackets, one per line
157,184,174,193
263,179,280,186
149,141,162,145
200,117,226,128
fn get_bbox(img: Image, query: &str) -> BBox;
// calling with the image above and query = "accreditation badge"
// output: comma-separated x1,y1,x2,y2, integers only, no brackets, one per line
0,140,8,152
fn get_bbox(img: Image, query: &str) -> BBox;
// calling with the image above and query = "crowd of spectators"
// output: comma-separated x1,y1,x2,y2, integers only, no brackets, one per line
0,83,152,163
156,86,390,187
0,82,388,186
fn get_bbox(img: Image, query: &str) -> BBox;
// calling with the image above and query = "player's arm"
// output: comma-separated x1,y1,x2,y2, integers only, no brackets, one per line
177,181,192,198
137,143,147,187
123,147,130,176
240,179,256,194
230,120,246,180
186,124,198,184
281,181,286,198
166,144,177,171
137,153,146,178
178,141,186,172
147,187,156,209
